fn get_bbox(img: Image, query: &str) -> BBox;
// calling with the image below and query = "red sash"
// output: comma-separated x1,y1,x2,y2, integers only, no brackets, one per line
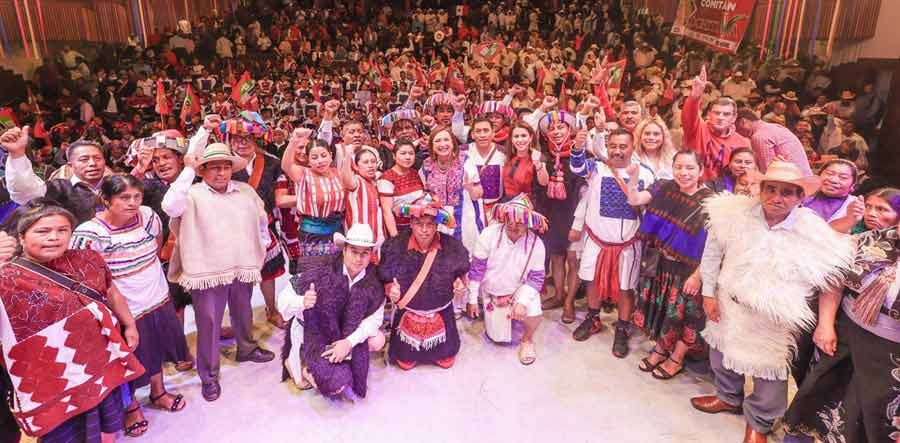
0,258,144,437
586,227,639,304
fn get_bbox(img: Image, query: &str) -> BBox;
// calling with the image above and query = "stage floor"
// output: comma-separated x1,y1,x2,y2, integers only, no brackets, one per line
136,275,764,443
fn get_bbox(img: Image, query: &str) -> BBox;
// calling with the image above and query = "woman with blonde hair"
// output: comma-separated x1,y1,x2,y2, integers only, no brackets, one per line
633,116,677,180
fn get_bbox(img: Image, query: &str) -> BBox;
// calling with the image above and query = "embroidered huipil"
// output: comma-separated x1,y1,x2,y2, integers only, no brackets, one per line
570,149,655,243
295,167,346,234
467,224,545,308
70,206,169,318
461,144,506,251
377,168,425,227
345,175,384,244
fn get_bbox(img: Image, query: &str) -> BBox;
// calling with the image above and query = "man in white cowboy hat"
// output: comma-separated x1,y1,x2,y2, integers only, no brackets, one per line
691,161,853,443
277,223,386,398
162,141,275,402
722,71,756,103
734,108,812,176
466,194,547,365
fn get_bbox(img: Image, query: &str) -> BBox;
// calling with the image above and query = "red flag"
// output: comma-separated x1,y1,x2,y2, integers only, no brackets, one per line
231,71,256,109
180,84,201,127
0,108,17,131
536,66,546,95
155,80,170,116
445,62,465,94
412,59,427,86
602,59,628,90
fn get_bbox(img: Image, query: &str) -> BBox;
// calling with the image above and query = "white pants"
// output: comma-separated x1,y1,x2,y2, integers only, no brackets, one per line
577,236,642,290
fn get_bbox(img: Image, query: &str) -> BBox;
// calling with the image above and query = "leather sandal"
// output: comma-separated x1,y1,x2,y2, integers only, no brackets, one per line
149,391,186,412
638,348,669,372
123,406,148,437
561,305,575,324
652,357,685,380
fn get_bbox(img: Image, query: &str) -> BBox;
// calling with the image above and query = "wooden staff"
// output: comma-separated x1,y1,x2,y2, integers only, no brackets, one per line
793,0,808,59
825,0,842,59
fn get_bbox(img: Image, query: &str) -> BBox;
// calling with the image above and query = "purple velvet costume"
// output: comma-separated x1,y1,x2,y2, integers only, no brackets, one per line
377,231,470,364
292,258,385,398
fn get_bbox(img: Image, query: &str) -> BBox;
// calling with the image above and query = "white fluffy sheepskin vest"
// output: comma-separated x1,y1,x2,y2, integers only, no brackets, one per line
702,194,853,381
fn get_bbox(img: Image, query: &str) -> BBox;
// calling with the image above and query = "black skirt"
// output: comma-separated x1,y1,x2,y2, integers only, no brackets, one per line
783,309,900,443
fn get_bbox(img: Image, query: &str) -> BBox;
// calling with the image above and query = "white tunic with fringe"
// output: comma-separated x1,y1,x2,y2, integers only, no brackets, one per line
700,194,853,380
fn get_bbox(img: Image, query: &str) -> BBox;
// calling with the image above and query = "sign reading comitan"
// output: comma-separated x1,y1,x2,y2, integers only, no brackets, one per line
672,0,757,53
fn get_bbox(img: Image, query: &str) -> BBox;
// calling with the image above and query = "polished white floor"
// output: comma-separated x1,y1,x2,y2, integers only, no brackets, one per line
132,275,771,443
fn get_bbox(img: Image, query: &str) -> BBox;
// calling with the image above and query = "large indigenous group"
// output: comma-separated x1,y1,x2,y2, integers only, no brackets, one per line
0,0,897,442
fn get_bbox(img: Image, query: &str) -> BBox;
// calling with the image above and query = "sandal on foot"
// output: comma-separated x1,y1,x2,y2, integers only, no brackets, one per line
300,365,318,390
638,349,670,372
561,305,576,324
518,342,537,365
541,297,564,310
174,360,194,372
652,358,685,380
123,406,148,437
149,391,186,412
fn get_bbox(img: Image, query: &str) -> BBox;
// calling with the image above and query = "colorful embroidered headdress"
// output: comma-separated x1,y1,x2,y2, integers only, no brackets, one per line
491,193,548,233
394,192,456,228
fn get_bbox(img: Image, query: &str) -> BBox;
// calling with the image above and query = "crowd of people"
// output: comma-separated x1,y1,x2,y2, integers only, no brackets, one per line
0,0,897,442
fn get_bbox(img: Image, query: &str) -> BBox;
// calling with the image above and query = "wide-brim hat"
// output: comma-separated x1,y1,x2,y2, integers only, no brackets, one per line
475,100,514,120
538,111,578,134
781,91,798,101
197,142,249,170
492,193,548,233
334,223,378,249
394,192,456,228
759,160,821,196
806,106,828,117
840,90,856,100
381,109,420,128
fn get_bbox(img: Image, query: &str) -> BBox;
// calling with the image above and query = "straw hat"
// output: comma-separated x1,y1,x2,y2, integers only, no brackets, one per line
781,91,798,101
491,194,548,233
759,161,821,196
334,224,378,249
197,143,249,170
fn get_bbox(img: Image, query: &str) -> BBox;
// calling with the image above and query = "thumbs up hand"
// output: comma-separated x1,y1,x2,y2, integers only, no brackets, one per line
303,283,317,309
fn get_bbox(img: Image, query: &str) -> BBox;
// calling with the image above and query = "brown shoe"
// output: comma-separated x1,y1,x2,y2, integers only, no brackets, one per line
690,395,741,414
743,423,768,443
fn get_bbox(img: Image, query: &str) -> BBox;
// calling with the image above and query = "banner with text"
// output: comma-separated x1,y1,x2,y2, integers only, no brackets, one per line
671,0,756,54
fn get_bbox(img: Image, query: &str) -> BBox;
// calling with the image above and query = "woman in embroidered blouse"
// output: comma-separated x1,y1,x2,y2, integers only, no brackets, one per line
625,150,713,381
70,174,189,438
418,127,481,240
340,145,384,248
281,129,346,274
783,201,900,443
502,122,550,202
378,138,425,237
633,116,677,180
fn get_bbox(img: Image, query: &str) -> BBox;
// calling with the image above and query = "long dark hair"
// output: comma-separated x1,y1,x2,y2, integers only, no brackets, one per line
100,174,144,201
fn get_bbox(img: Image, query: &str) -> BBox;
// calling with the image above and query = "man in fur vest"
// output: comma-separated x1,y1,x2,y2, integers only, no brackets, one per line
162,141,275,402
690,161,854,443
